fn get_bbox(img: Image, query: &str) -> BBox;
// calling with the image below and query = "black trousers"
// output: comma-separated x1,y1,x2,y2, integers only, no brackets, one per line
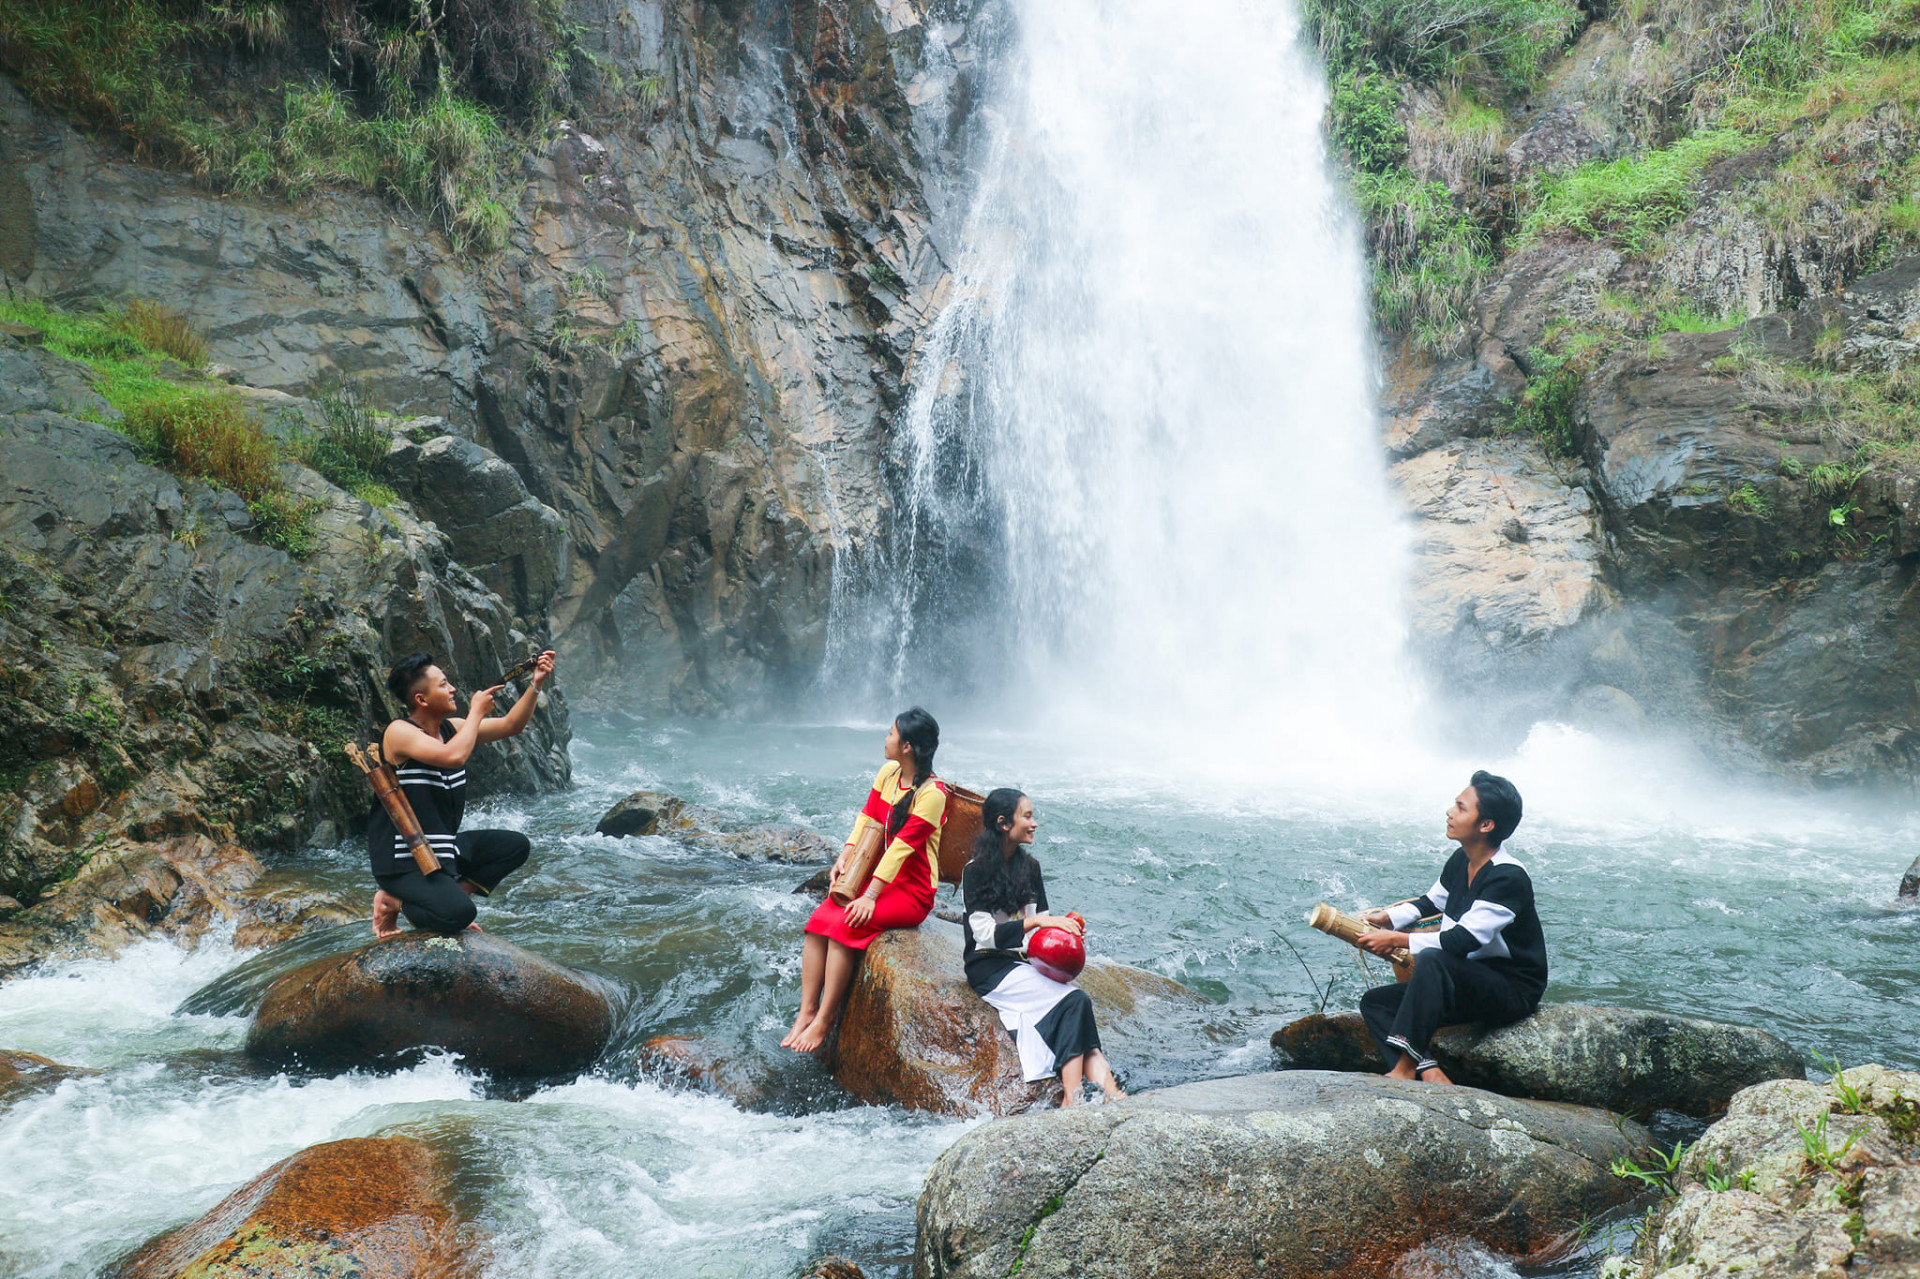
1359,949,1536,1072
374,829,530,934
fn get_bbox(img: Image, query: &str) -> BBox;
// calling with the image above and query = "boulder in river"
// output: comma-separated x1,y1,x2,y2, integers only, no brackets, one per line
245,931,615,1082
830,923,1204,1117
639,1034,771,1108
595,789,834,862
0,1048,91,1103
1901,851,1919,899
1616,1064,1920,1278
1271,1004,1804,1116
915,1070,1650,1279
109,1136,470,1279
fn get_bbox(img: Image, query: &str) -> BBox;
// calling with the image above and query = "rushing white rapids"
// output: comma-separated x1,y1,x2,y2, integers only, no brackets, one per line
845,0,1417,769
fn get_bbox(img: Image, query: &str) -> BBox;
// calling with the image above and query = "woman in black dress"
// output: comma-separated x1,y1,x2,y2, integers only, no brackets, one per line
961,787,1124,1106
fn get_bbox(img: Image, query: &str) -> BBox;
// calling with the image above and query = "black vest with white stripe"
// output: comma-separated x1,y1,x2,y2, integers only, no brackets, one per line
366,720,467,875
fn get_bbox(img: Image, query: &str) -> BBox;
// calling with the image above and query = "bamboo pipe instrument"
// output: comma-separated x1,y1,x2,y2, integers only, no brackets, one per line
346,742,441,876
1306,902,1415,982
827,783,988,904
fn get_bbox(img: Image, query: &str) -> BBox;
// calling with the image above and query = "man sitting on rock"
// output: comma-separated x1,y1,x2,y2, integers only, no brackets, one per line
1354,771,1547,1084
368,651,553,938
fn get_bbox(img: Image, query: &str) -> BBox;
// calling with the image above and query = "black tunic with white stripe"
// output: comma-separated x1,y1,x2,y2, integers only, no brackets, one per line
961,858,1052,996
365,721,467,876
1385,849,1549,1001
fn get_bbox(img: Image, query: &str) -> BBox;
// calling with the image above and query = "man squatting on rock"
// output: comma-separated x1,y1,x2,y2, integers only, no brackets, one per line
368,651,555,937
1354,771,1547,1084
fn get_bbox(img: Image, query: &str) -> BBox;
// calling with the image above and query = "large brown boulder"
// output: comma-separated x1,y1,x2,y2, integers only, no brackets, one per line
245,931,614,1081
828,923,1203,1117
110,1136,471,1278
914,1071,1650,1279
1271,1004,1804,1116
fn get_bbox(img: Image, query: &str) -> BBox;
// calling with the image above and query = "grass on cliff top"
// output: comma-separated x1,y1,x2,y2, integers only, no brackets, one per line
1517,129,1757,254
1305,0,1582,95
0,296,323,553
0,0,571,252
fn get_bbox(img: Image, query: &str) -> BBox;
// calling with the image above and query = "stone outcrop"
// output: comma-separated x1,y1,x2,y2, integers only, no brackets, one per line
914,1071,1650,1279
109,1136,471,1279
639,1034,772,1109
1902,853,1920,899
829,923,1204,1117
1271,1005,1805,1116
596,789,834,862
245,931,615,1081
1613,1065,1920,1279
0,1048,90,1102
0,835,263,979
0,339,569,935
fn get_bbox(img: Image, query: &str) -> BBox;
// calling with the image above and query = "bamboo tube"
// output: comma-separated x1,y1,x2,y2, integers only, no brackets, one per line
1306,902,1415,982
828,819,888,905
346,743,441,876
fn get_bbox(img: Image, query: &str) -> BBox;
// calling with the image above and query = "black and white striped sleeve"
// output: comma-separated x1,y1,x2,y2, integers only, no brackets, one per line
1385,876,1447,929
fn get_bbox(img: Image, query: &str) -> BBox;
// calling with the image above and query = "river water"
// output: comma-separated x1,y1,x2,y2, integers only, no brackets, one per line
2,712,1916,1277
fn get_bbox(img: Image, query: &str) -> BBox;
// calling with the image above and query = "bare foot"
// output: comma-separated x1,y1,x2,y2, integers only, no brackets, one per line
1385,1059,1418,1081
1417,1066,1454,1085
779,1008,816,1049
371,890,402,939
789,1014,833,1053
466,922,484,932
1103,1086,1127,1102
1059,1090,1081,1109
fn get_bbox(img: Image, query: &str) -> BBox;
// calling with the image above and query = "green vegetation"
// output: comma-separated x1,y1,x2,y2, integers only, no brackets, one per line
0,295,409,553
1612,1140,1691,1194
0,0,582,252
1729,482,1772,516
1304,0,1580,96
1353,170,1497,348
1518,130,1755,253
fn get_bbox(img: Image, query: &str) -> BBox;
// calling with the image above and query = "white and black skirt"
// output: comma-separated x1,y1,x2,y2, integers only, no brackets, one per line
980,963,1102,1082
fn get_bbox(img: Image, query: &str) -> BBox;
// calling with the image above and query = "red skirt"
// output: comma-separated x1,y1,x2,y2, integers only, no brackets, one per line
805,878,932,950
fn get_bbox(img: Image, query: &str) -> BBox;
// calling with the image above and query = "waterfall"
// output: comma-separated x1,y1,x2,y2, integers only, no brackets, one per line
832,0,1419,771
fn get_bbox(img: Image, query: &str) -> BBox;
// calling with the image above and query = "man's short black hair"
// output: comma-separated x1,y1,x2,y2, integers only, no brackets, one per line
1469,770,1523,846
387,652,436,709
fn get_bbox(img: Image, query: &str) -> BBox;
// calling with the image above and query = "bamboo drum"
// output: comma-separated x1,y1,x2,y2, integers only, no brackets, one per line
1306,901,1415,982
827,782,988,904
346,744,441,876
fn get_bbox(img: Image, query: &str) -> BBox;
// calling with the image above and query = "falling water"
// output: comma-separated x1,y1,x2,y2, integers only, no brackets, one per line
835,0,1418,768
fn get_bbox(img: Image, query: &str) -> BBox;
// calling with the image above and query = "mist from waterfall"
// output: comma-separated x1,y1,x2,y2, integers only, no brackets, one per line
828,0,1419,773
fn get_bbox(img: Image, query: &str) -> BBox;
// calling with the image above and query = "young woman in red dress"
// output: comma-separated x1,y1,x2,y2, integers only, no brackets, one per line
782,708,947,1053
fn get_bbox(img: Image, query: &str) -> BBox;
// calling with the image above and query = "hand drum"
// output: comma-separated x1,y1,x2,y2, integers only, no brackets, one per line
1028,925,1087,983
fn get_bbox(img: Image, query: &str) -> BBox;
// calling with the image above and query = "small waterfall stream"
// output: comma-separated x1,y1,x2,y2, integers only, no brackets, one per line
834,0,1417,767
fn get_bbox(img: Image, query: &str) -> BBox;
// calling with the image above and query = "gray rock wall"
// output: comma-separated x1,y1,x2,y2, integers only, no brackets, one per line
0,0,998,714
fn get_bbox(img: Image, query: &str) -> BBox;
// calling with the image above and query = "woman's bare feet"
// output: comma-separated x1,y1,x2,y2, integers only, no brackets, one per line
371,890,402,938
1102,1085,1127,1102
788,1013,835,1053
779,1007,816,1049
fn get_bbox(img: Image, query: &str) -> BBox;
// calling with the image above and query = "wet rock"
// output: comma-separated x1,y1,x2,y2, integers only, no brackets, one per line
1507,105,1622,178
383,429,568,618
0,835,263,979
109,1135,471,1279
1615,1065,1920,1279
1901,852,1920,899
596,789,834,863
1567,684,1649,736
639,1034,770,1108
245,931,615,1081
1270,1011,1385,1075
1271,1005,1805,1116
830,924,1201,1117
596,790,684,837
914,1071,1649,1279
0,1048,91,1102
801,1258,867,1279
1394,435,1607,657
229,877,362,952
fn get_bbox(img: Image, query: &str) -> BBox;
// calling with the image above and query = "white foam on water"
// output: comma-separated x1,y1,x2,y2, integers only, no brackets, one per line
0,1054,481,1277
468,1077,977,1278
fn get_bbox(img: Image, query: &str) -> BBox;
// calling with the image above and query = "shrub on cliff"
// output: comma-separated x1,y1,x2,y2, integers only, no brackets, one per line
0,0,576,252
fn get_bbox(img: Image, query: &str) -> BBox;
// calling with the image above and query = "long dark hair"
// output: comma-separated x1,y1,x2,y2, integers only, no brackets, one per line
887,707,941,833
966,787,1035,914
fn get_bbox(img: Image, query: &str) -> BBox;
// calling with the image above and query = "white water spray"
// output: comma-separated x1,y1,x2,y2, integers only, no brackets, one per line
854,0,1418,768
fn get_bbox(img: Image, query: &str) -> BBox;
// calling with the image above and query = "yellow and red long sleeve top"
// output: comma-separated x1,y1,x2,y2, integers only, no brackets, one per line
845,759,948,903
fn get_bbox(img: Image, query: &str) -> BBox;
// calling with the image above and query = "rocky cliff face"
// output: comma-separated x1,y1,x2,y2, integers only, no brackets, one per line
1,0,996,715
1370,0,1920,785
0,338,567,922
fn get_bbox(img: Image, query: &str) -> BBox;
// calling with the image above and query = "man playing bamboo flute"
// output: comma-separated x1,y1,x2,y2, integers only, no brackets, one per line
1354,771,1547,1084
368,651,554,938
